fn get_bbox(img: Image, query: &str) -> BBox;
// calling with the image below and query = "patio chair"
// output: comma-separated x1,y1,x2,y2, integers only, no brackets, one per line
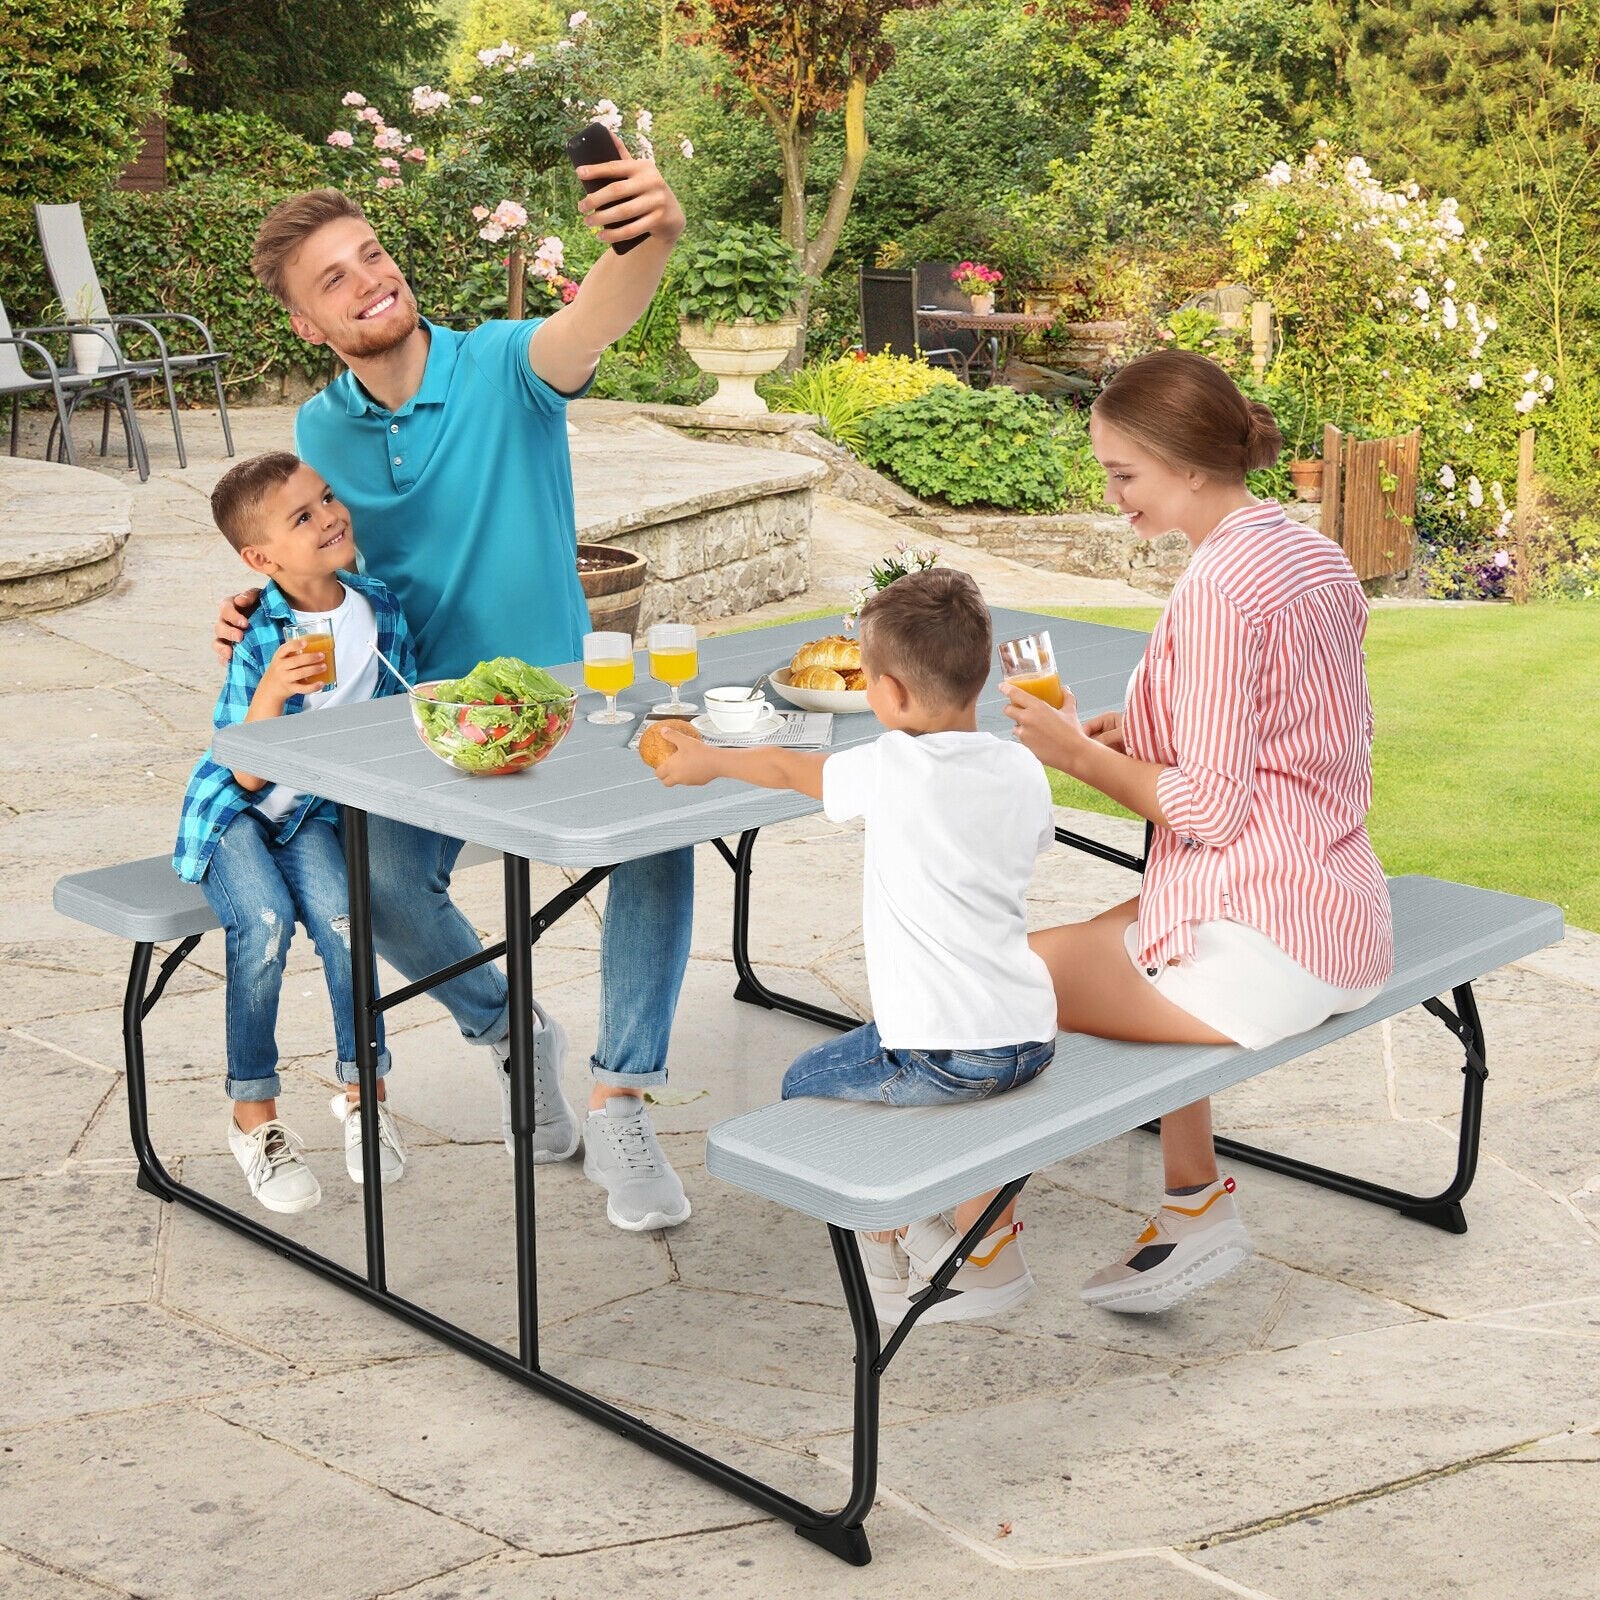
34,202,235,470
858,265,962,369
912,261,992,378
0,294,150,481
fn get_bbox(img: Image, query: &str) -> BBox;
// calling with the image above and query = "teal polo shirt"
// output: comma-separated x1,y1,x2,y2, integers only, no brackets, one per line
295,319,594,682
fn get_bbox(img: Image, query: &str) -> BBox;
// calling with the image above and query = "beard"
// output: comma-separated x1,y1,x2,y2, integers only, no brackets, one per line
330,283,422,361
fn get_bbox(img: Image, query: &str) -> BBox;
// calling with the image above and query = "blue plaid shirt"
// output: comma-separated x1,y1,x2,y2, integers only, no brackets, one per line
172,572,416,883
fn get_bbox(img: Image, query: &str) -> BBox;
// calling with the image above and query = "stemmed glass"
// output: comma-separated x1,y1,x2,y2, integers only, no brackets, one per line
997,630,1065,707
583,631,635,725
647,623,699,715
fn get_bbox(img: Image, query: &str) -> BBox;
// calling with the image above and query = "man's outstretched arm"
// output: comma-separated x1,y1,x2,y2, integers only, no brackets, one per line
528,143,685,395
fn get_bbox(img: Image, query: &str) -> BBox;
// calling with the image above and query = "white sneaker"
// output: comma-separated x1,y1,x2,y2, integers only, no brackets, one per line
329,1093,406,1184
904,1213,1036,1324
1080,1177,1252,1313
581,1096,691,1231
491,1000,580,1162
855,1230,912,1325
228,1116,321,1215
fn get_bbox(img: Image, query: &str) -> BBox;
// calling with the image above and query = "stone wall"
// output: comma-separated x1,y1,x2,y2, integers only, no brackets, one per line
585,486,814,629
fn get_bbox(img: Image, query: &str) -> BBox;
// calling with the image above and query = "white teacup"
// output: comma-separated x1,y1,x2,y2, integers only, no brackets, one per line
704,686,770,733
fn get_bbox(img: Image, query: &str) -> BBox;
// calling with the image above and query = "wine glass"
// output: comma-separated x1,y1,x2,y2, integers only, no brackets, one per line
997,630,1065,707
647,623,699,715
583,632,635,725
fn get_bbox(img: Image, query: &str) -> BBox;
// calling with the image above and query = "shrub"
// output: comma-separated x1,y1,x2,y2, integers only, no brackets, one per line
858,384,1068,511
0,0,179,198
165,107,323,189
677,222,804,327
1053,405,1109,512
766,351,957,452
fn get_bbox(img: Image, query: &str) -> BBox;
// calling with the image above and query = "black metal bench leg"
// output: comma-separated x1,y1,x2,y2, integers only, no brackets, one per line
123,936,203,1201
1196,983,1489,1234
718,829,860,1032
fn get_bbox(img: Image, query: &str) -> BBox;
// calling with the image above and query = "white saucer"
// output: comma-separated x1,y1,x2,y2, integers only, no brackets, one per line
692,710,783,741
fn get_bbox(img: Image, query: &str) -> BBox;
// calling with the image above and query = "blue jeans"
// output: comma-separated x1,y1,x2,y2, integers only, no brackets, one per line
782,1021,1054,1106
365,816,693,1090
200,810,390,1102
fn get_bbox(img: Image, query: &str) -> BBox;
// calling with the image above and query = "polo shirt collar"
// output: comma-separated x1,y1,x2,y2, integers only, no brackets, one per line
340,320,459,418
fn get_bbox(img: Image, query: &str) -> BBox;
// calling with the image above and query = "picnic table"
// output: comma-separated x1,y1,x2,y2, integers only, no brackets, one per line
914,308,1054,386
198,608,1149,1552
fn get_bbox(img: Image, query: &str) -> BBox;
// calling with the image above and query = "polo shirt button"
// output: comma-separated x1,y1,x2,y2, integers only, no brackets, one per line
393,456,403,466
390,423,399,434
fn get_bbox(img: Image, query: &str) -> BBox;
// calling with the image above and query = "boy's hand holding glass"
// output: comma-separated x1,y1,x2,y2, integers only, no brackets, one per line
648,622,699,715
583,631,636,725
257,638,334,710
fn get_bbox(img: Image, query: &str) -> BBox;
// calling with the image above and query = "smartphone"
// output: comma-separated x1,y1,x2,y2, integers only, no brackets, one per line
564,121,647,256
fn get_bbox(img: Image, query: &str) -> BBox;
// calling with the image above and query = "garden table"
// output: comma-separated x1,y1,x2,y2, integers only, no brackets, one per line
207,606,1150,1557
913,308,1054,386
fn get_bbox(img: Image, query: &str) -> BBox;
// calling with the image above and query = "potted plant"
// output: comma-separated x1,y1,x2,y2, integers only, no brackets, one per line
951,260,1002,315
676,222,804,414
48,287,106,375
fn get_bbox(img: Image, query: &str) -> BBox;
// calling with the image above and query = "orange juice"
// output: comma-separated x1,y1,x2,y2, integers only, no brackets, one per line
1010,670,1064,708
291,630,337,688
584,658,634,696
649,647,698,686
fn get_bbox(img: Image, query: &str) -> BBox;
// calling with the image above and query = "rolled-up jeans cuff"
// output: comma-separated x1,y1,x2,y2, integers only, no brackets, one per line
590,1059,667,1094
335,1047,394,1086
227,1074,282,1103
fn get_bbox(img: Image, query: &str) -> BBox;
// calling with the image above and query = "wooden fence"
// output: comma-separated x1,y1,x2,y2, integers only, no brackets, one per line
1321,425,1421,581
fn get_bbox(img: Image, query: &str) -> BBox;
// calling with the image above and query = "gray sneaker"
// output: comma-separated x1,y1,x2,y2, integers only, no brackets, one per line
492,1000,580,1163
581,1096,691,1231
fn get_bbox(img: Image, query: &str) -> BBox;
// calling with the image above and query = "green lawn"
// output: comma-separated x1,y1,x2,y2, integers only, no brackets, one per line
1034,605,1600,933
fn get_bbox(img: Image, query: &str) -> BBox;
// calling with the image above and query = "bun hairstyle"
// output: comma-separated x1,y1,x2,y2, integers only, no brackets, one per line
1092,349,1283,478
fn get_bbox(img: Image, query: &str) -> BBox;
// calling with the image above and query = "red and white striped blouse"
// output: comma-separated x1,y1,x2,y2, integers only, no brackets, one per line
1121,501,1394,989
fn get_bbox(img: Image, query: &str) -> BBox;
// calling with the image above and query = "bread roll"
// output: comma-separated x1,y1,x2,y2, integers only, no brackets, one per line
790,635,860,672
638,718,701,770
789,665,847,691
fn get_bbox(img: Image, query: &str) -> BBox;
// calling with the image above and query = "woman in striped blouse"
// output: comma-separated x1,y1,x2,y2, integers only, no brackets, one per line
1004,349,1393,1315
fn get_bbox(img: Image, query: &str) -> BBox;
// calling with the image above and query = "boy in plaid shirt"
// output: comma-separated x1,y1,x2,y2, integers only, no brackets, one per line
174,452,415,1214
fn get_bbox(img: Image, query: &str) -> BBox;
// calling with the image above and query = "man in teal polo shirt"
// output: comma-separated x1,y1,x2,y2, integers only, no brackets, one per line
216,157,695,1232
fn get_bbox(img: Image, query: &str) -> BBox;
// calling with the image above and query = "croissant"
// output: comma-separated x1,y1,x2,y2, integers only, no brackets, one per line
789,665,847,691
839,668,867,690
790,636,861,672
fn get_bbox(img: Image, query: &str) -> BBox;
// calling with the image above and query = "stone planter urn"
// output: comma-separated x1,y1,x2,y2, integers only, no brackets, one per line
678,317,800,415
577,542,647,638
1288,458,1324,502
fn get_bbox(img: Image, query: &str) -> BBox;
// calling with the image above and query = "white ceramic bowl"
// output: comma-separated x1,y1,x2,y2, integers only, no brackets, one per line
704,686,771,733
769,667,870,715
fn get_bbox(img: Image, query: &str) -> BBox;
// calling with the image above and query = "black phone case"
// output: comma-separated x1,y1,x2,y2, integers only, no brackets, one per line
565,122,646,256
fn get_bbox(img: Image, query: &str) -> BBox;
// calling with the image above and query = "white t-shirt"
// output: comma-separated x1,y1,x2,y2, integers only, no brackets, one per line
255,585,382,824
822,730,1059,1049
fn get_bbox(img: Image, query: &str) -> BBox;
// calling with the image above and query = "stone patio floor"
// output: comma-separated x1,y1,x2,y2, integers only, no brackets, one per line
2,407,1597,1599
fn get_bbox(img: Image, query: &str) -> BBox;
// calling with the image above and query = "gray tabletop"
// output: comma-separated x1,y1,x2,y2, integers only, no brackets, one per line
212,608,1149,869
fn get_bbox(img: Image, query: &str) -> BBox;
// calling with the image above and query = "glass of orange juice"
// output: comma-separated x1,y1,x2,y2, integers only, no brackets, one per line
286,622,337,690
647,623,699,715
583,631,635,725
998,630,1065,708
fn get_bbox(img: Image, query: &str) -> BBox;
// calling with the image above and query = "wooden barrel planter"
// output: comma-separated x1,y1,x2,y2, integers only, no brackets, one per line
577,542,647,638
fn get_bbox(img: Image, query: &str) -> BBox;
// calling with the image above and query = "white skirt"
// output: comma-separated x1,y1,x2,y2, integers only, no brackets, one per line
1124,919,1384,1051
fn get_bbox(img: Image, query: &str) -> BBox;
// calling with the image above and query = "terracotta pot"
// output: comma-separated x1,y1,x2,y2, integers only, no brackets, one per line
577,542,647,638
677,316,801,414
1288,458,1324,502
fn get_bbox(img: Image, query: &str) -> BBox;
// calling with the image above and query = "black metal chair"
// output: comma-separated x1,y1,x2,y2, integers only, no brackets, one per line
34,202,234,470
0,294,150,480
858,265,961,368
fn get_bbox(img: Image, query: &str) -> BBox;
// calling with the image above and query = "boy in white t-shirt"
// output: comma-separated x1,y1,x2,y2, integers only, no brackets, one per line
173,453,416,1215
654,568,1059,1324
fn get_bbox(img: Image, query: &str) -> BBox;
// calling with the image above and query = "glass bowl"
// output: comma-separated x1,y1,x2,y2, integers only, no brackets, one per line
408,682,577,776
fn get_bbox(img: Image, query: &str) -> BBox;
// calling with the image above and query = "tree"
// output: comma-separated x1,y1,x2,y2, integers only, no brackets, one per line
695,0,938,343
0,0,180,199
174,0,451,139
448,0,564,81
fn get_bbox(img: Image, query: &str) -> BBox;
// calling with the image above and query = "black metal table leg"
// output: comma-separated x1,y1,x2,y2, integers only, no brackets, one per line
341,806,388,1290
502,852,540,1370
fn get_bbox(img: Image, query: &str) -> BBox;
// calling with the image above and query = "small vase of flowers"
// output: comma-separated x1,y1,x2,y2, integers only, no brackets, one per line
951,261,1002,314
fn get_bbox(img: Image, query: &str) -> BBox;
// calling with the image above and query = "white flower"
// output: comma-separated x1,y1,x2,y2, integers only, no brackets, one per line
490,199,528,232
342,92,367,108
1467,477,1484,508
1468,372,1483,389
1441,298,1458,330
479,222,505,242
635,108,653,135
1491,482,1506,509
1515,390,1538,414
411,85,449,114
569,9,589,26
592,98,622,134
1444,278,1456,292
555,37,575,50
1437,464,1457,490
467,95,483,105
679,138,694,159
1522,367,1540,384
1542,374,1554,392
1463,420,1475,433
1411,286,1431,312
1484,316,1498,331
533,234,564,268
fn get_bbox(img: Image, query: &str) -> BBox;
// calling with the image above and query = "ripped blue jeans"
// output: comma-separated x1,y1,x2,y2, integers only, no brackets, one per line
199,809,389,1102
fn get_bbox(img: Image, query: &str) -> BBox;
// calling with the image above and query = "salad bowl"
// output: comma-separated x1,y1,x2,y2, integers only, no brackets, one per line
409,657,577,776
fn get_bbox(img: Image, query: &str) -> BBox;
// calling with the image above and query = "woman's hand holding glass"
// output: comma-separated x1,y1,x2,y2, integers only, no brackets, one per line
1001,678,1095,774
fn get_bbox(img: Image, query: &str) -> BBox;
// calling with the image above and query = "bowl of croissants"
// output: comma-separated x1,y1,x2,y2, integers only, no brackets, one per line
770,634,870,713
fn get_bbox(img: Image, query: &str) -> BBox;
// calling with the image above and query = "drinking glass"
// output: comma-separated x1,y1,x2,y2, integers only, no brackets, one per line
647,623,699,715
997,630,1065,708
285,621,337,690
582,631,635,725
